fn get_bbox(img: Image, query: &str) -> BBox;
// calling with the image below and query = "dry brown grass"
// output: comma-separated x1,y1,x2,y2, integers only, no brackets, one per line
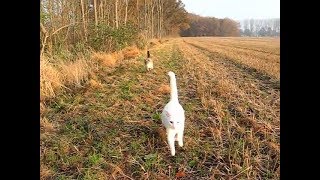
268,142,280,153
40,117,55,133
149,39,160,47
208,99,226,120
185,37,280,79
122,46,139,59
41,56,92,102
40,164,53,180
157,84,171,94
216,79,237,97
40,58,63,101
89,79,103,89
58,138,71,154
41,37,279,179
60,58,91,87
91,52,118,67
156,127,167,143
112,51,125,61
178,37,280,179
40,102,46,115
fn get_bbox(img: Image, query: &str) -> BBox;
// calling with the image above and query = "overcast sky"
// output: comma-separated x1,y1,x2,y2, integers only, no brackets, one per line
181,0,280,21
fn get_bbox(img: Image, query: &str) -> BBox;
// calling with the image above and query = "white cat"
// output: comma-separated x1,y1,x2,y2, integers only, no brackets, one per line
161,71,185,156
145,50,154,71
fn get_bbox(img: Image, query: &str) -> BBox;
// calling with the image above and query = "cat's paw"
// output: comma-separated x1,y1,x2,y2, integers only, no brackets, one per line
171,150,175,156
178,141,183,147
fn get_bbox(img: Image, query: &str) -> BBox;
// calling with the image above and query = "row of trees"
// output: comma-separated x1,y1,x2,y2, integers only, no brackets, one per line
180,13,240,37
179,15,280,38
40,0,278,56
239,18,280,37
40,0,189,55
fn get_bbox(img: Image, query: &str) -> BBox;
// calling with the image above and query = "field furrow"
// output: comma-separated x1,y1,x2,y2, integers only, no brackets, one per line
184,38,280,80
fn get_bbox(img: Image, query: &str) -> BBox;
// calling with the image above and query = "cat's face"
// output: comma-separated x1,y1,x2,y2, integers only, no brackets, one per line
168,71,175,77
145,58,152,63
168,119,182,129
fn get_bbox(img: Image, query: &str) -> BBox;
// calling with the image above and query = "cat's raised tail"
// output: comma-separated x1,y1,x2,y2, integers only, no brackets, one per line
168,71,178,101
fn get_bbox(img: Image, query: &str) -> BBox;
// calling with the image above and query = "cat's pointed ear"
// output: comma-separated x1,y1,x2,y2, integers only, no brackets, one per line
165,110,171,117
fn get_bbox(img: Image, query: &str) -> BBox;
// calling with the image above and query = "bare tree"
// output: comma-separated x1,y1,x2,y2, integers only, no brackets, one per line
80,0,88,42
124,0,128,25
94,0,98,26
115,0,119,29
40,0,193,55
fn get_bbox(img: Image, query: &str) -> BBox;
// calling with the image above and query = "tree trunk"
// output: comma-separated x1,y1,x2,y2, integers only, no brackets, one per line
144,0,147,33
94,0,98,26
80,0,87,41
151,2,154,38
157,0,160,38
124,0,128,25
159,0,162,39
40,22,49,57
115,0,119,29
137,0,140,29
99,1,103,23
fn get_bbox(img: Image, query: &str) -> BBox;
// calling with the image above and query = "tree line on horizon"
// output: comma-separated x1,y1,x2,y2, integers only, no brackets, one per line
180,14,280,37
40,0,279,56
180,13,241,37
239,18,280,37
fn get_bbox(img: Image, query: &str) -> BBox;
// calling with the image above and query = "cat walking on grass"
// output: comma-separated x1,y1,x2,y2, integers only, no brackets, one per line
161,71,185,156
145,50,154,71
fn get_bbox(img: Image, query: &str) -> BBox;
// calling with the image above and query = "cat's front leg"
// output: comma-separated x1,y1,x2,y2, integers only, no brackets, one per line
177,130,184,147
167,129,176,156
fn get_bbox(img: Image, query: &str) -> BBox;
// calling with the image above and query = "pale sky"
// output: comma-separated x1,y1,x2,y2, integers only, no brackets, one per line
181,0,280,20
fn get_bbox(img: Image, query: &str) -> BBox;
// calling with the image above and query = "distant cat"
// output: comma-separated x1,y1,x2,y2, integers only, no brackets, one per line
145,50,154,71
161,71,185,156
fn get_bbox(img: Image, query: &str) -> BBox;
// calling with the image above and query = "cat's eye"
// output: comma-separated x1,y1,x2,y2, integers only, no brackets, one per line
169,121,173,123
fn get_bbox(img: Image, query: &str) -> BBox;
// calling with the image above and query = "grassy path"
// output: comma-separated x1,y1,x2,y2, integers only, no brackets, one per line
41,38,280,179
